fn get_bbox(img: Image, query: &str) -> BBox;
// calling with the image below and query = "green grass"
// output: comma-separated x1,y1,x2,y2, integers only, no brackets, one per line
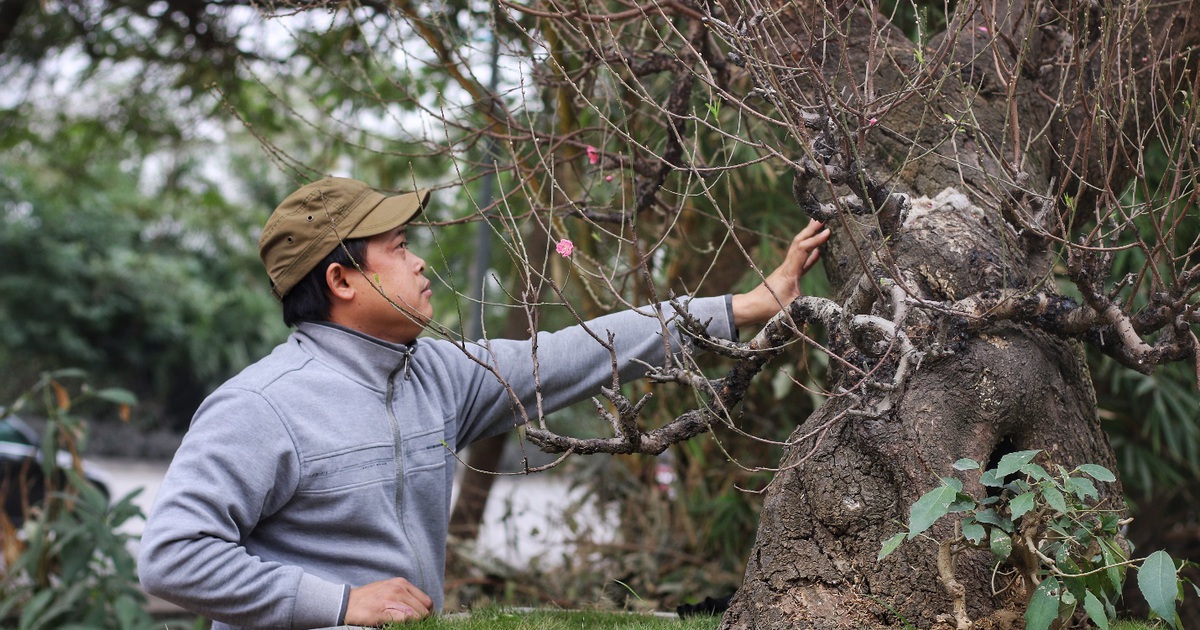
387,607,721,629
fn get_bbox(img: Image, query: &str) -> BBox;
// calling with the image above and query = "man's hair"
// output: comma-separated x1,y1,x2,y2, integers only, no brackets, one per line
281,238,370,327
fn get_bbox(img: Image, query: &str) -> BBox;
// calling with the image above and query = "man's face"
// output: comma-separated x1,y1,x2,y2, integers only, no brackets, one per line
343,226,433,344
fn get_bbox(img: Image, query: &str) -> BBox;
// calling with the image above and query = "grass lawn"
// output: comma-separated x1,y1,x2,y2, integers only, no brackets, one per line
388,608,720,629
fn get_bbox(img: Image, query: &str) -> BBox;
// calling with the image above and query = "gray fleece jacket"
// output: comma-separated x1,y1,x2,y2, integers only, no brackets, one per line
138,296,735,629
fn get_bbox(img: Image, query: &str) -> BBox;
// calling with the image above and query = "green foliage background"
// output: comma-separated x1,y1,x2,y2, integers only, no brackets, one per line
0,114,287,426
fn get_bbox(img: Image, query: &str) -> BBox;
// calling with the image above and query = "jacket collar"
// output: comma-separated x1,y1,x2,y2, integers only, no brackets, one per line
294,322,417,392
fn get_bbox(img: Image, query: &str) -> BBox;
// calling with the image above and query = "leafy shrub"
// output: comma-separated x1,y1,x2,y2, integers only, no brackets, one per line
880,451,1197,629
0,370,194,629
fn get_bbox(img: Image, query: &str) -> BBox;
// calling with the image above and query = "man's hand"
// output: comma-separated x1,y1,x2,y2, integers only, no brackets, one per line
345,577,433,626
731,219,830,327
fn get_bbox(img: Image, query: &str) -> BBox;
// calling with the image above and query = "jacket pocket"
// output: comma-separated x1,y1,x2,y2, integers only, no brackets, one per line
404,427,448,473
299,443,394,494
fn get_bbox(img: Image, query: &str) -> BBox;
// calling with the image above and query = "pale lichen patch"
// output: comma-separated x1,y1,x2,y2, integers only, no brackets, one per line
980,333,1012,349
904,187,986,226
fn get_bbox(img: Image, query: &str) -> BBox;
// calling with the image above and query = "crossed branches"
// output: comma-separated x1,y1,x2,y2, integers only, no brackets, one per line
522,86,1198,456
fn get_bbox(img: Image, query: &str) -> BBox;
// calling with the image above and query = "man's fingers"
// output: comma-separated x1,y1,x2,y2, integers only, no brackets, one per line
802,248,822,272
792,229,830,268
784,224,827,267
798,218,825,237
794,221,829,243
392,582,431,617
347,577,434,626
384,605,418,622
790,223,823,252
399,580,433,608
731,219,829,327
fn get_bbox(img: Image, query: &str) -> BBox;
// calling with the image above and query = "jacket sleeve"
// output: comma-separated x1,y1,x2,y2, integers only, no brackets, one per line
453,295,736,446
137,388,347,629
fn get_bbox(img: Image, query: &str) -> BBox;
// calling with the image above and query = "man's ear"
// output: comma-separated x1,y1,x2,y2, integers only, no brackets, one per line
325,263,356,302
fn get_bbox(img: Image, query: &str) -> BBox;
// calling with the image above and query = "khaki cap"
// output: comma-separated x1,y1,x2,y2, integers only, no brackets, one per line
259,177,430,299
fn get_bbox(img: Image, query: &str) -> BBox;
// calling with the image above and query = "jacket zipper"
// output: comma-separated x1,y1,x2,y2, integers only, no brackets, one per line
385,348,426,591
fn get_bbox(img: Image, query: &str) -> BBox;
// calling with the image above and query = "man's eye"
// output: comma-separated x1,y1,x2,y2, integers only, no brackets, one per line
397,241,408,250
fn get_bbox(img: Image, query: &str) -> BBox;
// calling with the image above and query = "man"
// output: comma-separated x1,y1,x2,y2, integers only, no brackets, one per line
138,177,829,629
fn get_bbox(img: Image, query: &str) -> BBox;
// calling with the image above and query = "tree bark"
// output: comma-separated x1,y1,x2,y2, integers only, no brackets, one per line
723,199,1121,628
717,0,1199,626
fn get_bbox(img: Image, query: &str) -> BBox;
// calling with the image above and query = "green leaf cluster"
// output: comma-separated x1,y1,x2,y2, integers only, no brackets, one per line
879,451,1195,629
0,371,197,629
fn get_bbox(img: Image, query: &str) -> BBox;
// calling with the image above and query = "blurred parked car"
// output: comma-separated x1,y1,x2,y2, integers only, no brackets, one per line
0,411,112,527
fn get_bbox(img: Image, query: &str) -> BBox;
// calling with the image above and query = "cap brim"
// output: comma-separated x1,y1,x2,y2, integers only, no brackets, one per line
346,189,430,239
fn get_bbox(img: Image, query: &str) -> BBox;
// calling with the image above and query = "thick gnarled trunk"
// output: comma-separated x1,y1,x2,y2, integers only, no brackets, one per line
715,0,1199,626
723,192,1121,628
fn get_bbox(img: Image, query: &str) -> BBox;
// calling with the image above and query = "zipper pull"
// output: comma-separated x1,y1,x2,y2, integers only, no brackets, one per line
402,351,412,381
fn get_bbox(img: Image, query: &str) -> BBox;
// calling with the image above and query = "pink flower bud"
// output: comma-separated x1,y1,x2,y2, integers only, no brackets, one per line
605,175,614,182
868,117,878,126
978,26,988,33
586,146,600,165
556,239,575,258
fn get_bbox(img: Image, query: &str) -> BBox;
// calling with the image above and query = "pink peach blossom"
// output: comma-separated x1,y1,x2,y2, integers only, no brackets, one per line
605,175,614,182
556,239,575,258
586,146,600,165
